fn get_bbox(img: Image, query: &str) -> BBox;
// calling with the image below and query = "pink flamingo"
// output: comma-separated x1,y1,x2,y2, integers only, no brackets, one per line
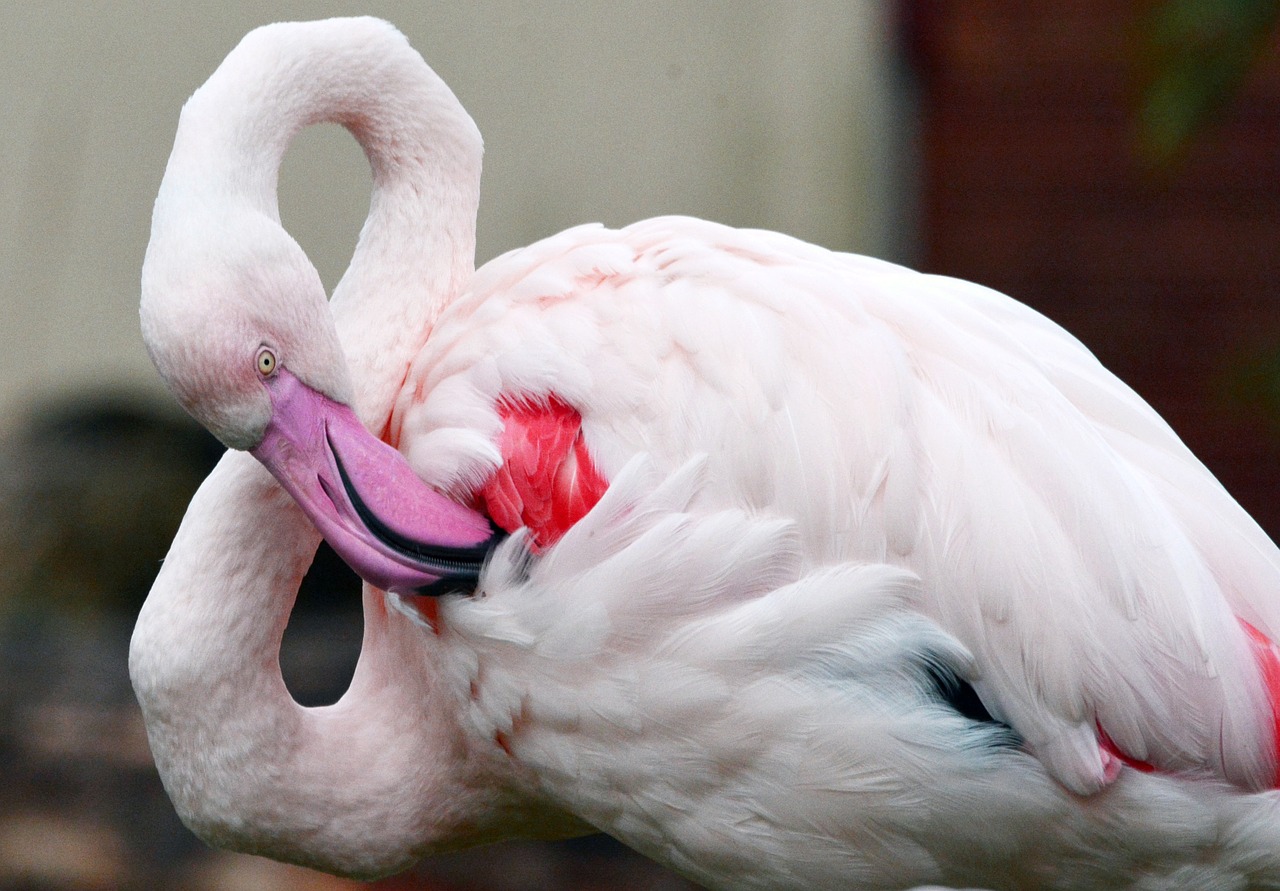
132,17,1280,889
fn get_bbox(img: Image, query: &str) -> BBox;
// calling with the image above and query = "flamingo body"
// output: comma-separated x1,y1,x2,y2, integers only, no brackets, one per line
418,214,1280,792
131,17,1280,889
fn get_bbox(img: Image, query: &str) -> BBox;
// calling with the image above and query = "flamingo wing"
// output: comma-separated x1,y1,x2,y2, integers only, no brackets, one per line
391,215,1280,796
874,270,1280,791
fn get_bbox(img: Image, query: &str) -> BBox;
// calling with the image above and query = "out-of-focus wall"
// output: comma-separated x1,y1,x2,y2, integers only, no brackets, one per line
0,1,912,426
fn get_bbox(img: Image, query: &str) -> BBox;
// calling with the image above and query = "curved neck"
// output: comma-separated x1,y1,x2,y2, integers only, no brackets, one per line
129,453,510,875
165,17,482,430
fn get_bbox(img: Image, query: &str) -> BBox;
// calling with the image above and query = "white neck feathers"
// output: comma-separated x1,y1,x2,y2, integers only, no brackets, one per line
159,16,482,429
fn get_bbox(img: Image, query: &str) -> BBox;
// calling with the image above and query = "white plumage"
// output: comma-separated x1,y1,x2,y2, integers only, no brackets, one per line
413,215,1280,792
131,17,1280,890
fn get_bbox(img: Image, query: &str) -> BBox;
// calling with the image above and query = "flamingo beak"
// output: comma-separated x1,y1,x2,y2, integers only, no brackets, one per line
249,368,500,595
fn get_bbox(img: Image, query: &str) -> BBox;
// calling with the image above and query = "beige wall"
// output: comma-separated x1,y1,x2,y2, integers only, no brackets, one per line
0,1,912,427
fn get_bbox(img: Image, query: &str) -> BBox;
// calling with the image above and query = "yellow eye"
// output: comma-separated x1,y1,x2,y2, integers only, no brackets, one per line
257,349,277,377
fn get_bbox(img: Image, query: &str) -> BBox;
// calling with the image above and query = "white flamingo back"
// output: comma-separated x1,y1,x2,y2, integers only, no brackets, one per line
403,215,1280,795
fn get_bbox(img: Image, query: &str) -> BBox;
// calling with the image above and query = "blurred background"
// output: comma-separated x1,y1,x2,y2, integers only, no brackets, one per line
0,0,1277,888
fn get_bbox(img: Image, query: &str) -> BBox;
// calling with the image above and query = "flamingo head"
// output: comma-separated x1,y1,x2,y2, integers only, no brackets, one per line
141,213,499,594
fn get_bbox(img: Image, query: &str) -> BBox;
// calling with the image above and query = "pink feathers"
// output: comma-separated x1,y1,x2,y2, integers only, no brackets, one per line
480,396,609,548
1241,619,1280,786
1097,619,1280,787
400,395,607,632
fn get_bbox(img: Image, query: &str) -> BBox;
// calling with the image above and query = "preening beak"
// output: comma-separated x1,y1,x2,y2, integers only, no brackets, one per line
250,368,500,595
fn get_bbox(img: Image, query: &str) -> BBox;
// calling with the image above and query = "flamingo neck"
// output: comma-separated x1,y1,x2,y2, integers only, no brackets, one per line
129,453,515,875
167,17,482,428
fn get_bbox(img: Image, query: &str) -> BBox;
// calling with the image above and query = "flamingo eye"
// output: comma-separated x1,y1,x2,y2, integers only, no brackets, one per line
257,348,277,377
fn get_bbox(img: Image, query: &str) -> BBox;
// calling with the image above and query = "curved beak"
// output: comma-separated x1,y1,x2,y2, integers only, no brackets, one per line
250,368,500,595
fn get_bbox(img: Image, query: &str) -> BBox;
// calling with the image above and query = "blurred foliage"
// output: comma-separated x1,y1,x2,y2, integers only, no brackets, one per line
1222,343,1280,431
1138,2,1280,421
1138,0,1280,167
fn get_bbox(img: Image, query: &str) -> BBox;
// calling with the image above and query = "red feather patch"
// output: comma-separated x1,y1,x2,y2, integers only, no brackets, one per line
478,395,609,549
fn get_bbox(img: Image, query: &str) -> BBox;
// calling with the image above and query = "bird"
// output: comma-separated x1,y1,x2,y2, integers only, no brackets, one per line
130,16,1280,891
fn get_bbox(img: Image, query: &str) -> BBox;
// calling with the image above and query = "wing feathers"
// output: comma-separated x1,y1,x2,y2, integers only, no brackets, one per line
400,215,1280,795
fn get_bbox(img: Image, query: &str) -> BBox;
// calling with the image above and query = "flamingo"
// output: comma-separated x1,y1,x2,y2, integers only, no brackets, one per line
130,16,1280,890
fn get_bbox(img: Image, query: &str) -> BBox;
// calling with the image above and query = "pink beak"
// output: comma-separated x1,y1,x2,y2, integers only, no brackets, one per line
250,368,500,595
